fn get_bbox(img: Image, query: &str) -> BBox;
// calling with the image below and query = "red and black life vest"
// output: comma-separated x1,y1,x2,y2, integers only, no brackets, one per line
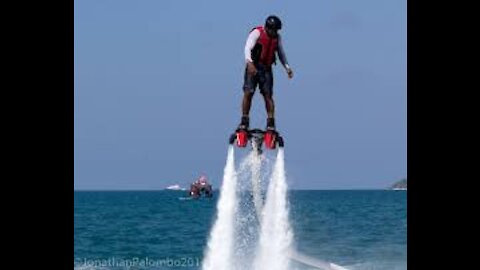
250,26,278,66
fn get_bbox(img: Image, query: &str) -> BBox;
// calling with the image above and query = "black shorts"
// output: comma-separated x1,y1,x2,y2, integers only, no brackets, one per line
243,64,273,95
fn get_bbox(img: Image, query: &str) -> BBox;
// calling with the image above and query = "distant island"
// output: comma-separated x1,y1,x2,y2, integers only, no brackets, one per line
390,178,407,190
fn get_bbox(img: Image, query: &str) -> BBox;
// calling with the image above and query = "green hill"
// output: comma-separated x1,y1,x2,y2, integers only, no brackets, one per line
390,178,407,189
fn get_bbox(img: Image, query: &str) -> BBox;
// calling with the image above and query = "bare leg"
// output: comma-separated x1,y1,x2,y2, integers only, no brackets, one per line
262,91,275,119
242,91,254,116
238,91,254,129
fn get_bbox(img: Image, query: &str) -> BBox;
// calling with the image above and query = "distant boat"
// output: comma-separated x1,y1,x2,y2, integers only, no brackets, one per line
393,187,407,191
189,175,213,198
165,184,185,191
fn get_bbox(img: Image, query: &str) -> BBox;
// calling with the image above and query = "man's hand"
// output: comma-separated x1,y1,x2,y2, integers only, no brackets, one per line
286,67,294,79
247,62,257,76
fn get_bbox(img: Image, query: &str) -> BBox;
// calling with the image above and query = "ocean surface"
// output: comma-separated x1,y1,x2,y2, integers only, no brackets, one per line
74,190,406,270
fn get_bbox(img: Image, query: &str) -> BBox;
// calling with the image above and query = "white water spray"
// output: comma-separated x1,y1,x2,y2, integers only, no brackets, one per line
250,148,264,218
254,148,293,270
232,151,264,270
202,146,348,270
202,146,238,270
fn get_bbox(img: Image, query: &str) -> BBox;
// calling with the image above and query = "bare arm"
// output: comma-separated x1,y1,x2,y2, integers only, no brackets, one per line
277,35,290,69
277,35,293,79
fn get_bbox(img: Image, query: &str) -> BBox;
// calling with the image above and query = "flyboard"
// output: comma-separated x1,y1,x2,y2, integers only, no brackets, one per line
229,127,284,154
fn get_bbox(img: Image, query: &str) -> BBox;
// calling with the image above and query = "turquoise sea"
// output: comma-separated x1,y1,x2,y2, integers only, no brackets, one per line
74,190,406,270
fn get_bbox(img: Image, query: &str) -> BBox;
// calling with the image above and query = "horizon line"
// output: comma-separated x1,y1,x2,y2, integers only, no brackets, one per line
74,188,394,191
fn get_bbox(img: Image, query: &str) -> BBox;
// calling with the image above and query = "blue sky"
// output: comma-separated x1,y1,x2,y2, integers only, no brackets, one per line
74,0,406,190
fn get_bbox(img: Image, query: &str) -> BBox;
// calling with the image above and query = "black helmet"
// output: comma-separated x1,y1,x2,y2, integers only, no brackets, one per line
265,15,282,30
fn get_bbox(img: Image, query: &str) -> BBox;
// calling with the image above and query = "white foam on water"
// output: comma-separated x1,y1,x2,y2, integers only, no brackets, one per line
288,249,351,270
